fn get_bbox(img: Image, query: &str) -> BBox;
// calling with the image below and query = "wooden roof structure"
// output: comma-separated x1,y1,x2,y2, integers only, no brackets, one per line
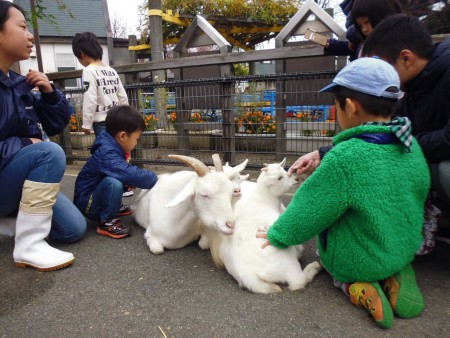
129,9,289,52
276,0,345,47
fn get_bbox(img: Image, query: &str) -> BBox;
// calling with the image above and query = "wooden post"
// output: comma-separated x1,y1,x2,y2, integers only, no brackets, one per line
125,35,139,96
149,0,169,129
51,79,73,163
30,0,43,72
275,80,286,162
220,56,234,164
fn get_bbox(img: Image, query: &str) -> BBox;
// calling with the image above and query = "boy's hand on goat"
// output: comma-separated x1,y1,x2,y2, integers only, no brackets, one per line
256,230,271,249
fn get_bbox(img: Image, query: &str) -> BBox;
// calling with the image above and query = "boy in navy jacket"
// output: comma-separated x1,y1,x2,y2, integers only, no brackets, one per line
74,106,158,238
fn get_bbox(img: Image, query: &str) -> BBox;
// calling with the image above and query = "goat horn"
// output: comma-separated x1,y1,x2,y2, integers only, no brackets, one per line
212,153,223,172
168,154,209,177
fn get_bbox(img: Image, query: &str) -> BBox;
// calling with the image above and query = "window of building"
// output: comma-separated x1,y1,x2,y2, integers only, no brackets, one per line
55,54,79,89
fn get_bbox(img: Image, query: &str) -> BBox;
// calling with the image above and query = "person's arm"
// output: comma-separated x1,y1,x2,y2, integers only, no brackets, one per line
267,153,349,249
415,117,450,162
324,38,356,57
116,76,129,106
318,145,333,159
287,150,321,176
81,68,97,131
26,70,70,136
288,145,334,176
396,98,450,163
100,149,158,189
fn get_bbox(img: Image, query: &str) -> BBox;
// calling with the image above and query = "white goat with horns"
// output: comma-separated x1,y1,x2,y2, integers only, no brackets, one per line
134,154,238,254
208,158,322,294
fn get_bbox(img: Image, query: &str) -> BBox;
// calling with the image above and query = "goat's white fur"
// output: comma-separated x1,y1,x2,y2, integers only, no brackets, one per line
198,160,250,249
134,156,248,255
209,158,322,294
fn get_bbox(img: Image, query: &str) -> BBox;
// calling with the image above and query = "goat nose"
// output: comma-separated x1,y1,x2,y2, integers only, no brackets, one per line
234,188,241,193
226,221,235,229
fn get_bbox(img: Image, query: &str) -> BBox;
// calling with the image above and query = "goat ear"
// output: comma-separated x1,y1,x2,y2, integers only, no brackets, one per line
240,174,249,181
165,178,197,207
212,153,223,172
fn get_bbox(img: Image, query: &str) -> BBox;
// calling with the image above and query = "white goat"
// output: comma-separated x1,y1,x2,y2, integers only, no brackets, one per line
223,160,249,199
209,158,322,294
197,159,250,250
134,158,249,230
135,154,237,254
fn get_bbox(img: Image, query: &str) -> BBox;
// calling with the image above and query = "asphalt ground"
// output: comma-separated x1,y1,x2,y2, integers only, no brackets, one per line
0,164,449,337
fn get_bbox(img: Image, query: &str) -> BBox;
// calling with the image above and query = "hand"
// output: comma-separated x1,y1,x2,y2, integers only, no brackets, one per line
287,150,321,176
26,70,53,93
256,229,271,249
29,138,42,144
348,42,356,52
82,128,93,135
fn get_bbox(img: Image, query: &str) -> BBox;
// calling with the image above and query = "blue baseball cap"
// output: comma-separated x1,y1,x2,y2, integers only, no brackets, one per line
320,57,401,99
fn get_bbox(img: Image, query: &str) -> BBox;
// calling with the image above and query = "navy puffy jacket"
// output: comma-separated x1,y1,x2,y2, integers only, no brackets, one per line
0,70,69,170
73,131,158,212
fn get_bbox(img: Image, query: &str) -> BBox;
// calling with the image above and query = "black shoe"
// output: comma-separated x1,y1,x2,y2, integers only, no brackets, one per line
117,204,133,217
97,218,131,239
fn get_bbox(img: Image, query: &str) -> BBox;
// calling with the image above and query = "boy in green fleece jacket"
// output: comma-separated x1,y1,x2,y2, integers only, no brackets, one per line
257,57,430,329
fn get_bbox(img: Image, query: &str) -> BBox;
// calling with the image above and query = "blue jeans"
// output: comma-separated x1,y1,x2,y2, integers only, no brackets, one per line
85,176,123,223
0,142,86,243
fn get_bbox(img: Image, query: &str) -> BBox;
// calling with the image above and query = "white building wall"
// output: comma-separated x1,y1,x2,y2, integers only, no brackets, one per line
18,43,110,78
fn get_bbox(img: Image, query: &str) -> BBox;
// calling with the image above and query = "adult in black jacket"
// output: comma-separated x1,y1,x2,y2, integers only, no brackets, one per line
289,15,450,242
363,15,450,229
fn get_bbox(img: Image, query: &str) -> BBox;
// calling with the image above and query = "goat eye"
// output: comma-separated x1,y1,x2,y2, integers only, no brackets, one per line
199,193,210,199
278,176,283,181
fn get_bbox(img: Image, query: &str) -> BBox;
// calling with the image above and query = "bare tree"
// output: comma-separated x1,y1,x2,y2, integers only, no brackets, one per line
111,15,128,38
399,0,450,34
137,0,150,42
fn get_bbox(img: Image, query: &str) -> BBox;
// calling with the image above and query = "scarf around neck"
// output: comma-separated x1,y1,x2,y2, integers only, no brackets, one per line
363,116,413,152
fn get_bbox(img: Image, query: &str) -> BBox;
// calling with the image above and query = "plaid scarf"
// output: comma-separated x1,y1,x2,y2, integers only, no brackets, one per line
364,116,413,152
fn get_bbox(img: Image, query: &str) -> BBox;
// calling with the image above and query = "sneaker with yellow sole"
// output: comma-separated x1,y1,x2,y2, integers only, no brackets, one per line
381,264,425,318
349,281,394,329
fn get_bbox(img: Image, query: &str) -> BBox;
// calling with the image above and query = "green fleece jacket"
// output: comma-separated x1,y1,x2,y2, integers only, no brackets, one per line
268,124,430,283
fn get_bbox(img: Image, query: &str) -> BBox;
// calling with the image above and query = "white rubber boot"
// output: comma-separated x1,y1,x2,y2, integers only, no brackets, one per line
0,217,16,236
13,180,74,271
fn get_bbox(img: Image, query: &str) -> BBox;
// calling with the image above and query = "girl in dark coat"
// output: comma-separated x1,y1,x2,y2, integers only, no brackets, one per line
324,0,403,60
0,1,86,271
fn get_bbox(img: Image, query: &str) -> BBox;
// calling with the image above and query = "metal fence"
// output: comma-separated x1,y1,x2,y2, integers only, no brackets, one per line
58,71,338,169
